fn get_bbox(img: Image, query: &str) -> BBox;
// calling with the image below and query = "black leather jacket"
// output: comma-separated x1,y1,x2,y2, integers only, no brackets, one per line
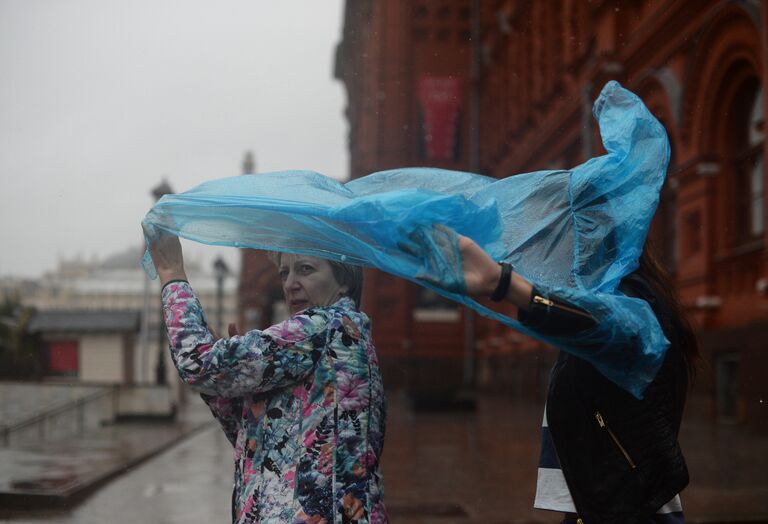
520,274,689,523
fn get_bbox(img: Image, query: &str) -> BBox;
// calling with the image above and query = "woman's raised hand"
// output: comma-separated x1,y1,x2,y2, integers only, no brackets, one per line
457,234,502,296
458,234,533,308
398,224,532,305
143,224,188,286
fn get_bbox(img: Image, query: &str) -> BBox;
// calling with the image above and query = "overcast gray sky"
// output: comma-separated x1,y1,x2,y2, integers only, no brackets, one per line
0,0,348,277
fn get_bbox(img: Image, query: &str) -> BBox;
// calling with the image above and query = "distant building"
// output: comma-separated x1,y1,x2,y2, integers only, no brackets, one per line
11,245,237,386
238,151,288,332
28,310,140,384
336,0,768,429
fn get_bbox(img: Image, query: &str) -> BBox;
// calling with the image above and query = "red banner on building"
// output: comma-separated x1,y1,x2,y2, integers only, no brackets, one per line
48,340,78,376
417,75,462,161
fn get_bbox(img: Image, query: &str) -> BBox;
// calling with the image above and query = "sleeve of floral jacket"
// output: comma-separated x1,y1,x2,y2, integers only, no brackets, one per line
199,393,242,447
162,281,329,399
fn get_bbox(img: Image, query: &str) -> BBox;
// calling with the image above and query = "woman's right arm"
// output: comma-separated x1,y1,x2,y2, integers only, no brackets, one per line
199,393,243,447
458,235,596,333
162,281,326,398
147,231,326,397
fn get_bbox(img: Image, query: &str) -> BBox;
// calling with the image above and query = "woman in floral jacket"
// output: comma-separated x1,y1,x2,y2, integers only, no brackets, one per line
147,232,387,524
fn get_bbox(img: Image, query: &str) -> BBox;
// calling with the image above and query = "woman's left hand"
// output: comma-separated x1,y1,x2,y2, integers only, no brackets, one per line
342,493,364,521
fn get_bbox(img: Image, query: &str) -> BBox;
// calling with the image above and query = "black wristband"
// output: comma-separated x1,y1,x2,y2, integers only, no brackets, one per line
490,262,513,302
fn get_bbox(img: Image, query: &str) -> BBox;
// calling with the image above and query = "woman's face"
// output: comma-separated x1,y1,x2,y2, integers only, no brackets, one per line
278,255,347,314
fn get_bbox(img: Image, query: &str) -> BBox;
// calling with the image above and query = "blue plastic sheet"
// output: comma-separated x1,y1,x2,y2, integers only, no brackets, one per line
142,81,670,398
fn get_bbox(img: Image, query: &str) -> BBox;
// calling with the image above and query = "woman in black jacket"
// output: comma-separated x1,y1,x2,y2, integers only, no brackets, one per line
458,234,698,524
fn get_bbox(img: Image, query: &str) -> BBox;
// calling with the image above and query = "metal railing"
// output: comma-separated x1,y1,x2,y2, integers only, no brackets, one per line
1,385,118,447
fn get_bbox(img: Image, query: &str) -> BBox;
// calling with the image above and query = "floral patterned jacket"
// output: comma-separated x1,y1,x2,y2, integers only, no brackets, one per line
162,281,387,524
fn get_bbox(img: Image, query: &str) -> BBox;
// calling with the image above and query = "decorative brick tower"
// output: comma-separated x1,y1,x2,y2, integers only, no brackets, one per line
335,1,480,401
237,152,284,331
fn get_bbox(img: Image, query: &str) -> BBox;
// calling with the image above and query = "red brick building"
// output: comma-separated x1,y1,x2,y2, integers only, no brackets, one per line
238,152,286,333
335,1,481,400
335,0,768,427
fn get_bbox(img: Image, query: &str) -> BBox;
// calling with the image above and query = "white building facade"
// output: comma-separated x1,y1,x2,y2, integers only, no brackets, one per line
16,245,238,386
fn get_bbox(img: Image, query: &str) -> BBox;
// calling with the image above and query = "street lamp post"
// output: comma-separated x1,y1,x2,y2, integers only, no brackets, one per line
151,178,173,385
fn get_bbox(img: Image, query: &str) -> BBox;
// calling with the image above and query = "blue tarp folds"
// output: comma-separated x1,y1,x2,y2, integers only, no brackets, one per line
142,81,671,398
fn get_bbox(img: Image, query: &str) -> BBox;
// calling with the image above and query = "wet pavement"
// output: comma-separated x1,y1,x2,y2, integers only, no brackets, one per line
0,390,766,523
679,419,768,522
0,397,212,512
0,383,107,428
384,390,552,524
0,424,232,524
384,391,768,523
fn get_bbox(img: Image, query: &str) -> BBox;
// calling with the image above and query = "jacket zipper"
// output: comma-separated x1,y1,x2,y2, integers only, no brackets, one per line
594,411,636,470
532,295,594,320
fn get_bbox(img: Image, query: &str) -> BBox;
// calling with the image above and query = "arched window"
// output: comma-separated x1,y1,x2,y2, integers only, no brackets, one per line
637,89,678,274
746,87,764,238
729,79,764,245
655,144,678,273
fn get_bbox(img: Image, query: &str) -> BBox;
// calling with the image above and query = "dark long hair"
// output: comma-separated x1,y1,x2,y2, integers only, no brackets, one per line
635,242,700,381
